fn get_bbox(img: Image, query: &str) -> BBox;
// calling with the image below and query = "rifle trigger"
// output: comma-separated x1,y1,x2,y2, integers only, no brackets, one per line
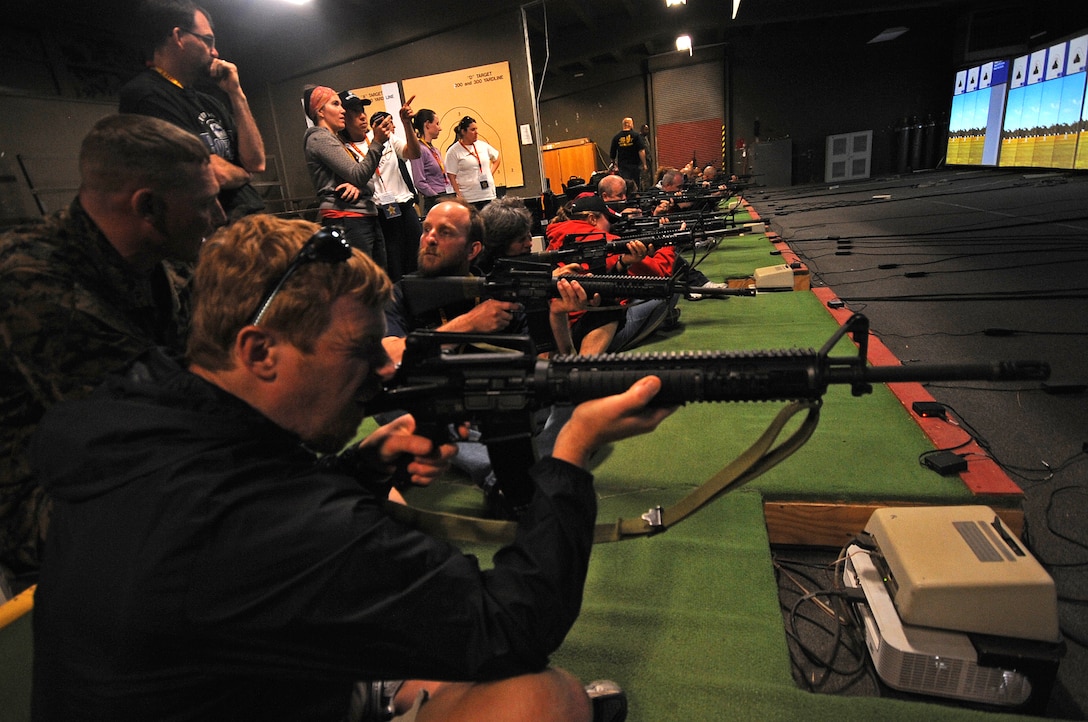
641,505,666,534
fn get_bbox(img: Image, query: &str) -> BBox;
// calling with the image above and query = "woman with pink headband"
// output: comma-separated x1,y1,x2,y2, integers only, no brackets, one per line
301,84,391,267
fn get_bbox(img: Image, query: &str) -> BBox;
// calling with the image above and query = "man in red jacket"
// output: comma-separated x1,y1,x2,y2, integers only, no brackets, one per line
546,194,677,351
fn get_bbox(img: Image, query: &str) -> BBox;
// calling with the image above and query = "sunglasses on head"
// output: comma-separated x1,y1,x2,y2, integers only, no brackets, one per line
247,226,353,327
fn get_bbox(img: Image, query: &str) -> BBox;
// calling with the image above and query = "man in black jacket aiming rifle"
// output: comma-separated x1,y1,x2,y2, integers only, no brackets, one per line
30,213,668,722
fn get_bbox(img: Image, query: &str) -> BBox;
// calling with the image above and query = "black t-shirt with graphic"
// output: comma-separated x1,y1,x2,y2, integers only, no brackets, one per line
119,69,264,221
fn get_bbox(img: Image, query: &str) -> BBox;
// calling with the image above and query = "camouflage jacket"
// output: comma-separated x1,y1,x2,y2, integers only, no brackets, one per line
0,199,191,575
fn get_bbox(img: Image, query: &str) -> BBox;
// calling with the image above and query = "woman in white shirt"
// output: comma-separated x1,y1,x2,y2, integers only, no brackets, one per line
444,115,500,209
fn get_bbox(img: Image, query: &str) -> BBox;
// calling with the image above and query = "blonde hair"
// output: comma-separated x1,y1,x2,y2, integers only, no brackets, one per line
187,214,392,370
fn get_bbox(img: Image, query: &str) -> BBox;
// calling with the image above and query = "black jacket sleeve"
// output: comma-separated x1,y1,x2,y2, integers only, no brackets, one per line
184,456,597,683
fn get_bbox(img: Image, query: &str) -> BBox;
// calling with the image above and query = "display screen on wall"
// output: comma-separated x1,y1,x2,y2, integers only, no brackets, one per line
402,61,524,189
1067,35,1088,169
947,60,1009,166
946,32,1088,169
1000,35,1087,169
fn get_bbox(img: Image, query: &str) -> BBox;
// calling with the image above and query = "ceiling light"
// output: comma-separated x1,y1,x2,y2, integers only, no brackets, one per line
676,35,692,55
868,27,909,44
732,0,741,19
665,0,686,6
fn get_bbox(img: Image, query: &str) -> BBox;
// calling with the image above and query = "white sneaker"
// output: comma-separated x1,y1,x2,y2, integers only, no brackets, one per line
585,679,627,722
687,281,730,301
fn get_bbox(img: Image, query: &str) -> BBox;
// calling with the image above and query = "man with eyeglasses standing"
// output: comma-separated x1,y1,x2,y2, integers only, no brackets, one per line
120,0,266,221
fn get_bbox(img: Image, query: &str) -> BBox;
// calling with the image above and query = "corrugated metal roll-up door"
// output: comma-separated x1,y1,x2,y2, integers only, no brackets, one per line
651,61,726,174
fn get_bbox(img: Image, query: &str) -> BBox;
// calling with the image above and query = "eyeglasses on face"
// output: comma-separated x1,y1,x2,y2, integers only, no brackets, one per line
181,28,216,49
247,226,353,327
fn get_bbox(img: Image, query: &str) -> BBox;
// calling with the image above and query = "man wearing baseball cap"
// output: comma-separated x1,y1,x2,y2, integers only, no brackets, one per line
545,193,677,352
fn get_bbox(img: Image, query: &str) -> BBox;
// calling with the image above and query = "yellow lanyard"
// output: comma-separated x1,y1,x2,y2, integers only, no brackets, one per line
152,66,184,89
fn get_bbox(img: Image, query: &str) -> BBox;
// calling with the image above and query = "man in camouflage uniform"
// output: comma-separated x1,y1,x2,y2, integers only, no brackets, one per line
0,114,224,592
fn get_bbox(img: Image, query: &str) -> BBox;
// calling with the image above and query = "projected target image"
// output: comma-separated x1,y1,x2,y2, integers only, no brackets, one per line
947,60,1008,166
1001,38,1088,169
1069,34,1088,169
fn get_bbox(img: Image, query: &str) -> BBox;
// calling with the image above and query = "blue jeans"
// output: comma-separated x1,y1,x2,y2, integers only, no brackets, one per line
452,406,562,487
609,297,675,352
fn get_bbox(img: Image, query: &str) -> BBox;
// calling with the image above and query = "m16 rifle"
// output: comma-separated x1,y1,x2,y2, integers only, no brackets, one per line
401,259,751,352
366,314,1049,518
528,230,700,272
401,257,752,347
630,190,724,214
616,213,741,238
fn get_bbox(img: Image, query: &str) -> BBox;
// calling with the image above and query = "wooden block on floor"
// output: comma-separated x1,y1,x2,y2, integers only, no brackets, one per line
763,500,1024,547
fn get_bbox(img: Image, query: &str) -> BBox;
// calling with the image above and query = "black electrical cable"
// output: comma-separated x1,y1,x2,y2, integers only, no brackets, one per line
916,400,1088,483
774,554,873,694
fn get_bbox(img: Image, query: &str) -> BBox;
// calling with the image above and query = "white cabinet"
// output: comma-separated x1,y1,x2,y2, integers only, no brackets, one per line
825,130,873,182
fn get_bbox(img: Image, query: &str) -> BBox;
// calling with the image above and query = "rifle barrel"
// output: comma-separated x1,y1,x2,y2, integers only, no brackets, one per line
542,352,1051,406
837,360,1051,385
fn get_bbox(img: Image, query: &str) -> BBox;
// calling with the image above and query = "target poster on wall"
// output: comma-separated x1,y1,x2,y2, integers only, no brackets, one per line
401,62,524,189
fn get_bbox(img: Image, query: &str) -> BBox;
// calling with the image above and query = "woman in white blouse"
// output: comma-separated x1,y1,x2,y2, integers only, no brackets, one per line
444,115,500,209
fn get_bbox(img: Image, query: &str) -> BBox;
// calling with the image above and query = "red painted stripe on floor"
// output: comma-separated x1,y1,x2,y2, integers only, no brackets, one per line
809,287,1022,497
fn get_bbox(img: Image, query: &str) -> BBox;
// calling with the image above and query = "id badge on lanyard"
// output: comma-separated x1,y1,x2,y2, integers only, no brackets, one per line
376,190,401,219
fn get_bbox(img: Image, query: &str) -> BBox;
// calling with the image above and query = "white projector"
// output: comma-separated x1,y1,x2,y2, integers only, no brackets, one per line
752,264,794,289
864,505,1059,643
844,544,1036,707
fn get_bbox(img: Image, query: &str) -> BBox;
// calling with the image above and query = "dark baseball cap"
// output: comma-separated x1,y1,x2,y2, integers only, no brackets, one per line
338,90,371,112
369,111,393,126
569,192,623,224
